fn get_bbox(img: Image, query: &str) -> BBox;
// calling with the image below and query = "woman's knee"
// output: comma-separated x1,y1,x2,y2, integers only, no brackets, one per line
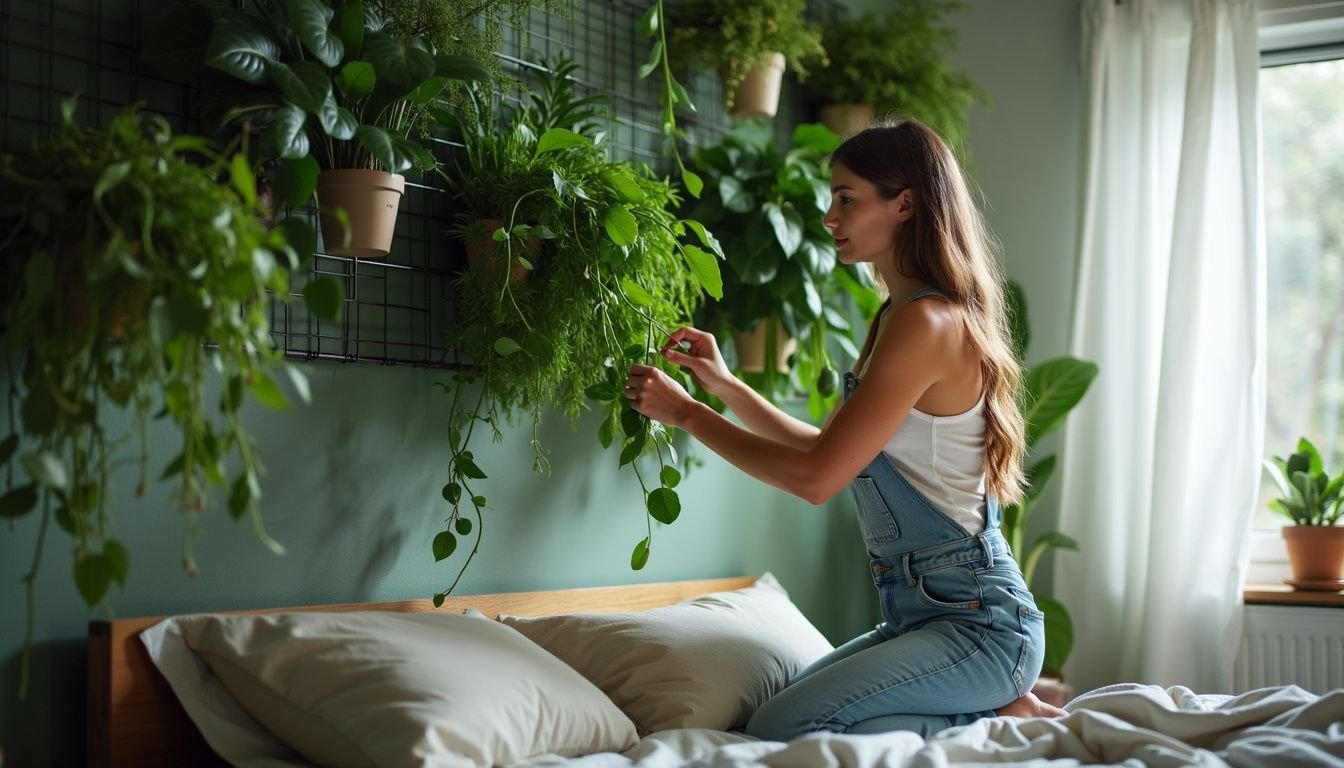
745,694,819,742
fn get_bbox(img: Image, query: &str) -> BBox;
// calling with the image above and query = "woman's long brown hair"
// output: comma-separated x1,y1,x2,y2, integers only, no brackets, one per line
834,119,1026,506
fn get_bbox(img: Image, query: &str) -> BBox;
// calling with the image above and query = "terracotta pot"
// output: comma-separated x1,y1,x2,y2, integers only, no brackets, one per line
316,169,405,259
1282,525,1344,582
463,218,541,284
732,318,796,374
819,103,875,139
727,52,786,118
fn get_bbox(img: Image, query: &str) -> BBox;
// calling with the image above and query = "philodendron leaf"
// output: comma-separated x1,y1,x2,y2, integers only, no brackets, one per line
304,276,345,321
432,530,457,561
433,53,491,82
660,465,681,489
336,61,376,99
353,125,417,173
104,539,131,586
604,205,638,246
454,455,486,479
646,488,680,525
205,18,280,84
764,201,803,257
0,484,38,519
1038,596,1074,676
267,104,310,160
22,451,67,492
630,537,650,570
442,482,461,504
364,32,435,89
1023,357,1099,447
265,60,331,115
289,0,343,67
335,0,364,54
318,95,357,140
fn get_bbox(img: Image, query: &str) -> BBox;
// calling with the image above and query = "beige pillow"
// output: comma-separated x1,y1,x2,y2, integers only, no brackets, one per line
176,609,638,768
498,573,832,734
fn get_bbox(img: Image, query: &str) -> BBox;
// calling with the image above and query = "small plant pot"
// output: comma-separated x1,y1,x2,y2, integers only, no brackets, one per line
727,52,786,118
463,218,541,284
819,103,875,139
316,169,405,259
1282,525,1344,583
732,318,796,374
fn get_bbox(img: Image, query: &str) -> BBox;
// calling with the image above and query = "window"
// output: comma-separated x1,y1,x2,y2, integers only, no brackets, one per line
1256,55,1344,533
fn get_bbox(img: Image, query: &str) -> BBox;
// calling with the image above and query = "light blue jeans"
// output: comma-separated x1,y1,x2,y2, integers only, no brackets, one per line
746,372,1046,740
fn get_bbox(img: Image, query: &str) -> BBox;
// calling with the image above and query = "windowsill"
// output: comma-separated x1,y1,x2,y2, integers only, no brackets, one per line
1243,584,1344,608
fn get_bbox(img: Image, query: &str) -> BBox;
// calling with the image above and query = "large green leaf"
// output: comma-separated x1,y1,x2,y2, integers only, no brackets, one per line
205,18,280,84
604,205,638,246
336,61,376,99
364,33,435,90
1023,357,1098,447
1038,596,1074,675
288,0,343,67
433,53,491,82
354,125,415,172
317,93,357,139
267,103,311,159
764,202,803,257
266,60,332,115
537,128,588,155
646,488,681,525
335,0,364,55
719,176,754,213
683,245,723,300
271,154,319,208
1024,454,1057,503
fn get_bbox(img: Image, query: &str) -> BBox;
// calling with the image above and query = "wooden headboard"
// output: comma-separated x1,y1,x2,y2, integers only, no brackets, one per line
87,576,755,768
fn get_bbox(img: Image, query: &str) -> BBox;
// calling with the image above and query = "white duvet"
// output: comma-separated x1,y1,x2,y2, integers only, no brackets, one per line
517,685,1344,768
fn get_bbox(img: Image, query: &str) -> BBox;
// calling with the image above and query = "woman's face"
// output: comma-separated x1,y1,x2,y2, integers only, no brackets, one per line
823,162,911,267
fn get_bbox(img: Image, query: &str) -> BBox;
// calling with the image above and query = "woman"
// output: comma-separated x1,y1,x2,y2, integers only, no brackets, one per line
624,120,1067,739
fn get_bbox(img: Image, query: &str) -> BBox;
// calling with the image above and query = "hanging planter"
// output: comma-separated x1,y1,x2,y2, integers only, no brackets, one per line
732,317,797,374
463,218,542,284
727,53,786,118
316,170,406,259
818,103,875,139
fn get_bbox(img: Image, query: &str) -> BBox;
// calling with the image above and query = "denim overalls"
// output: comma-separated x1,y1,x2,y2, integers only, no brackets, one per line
746,291,1046,741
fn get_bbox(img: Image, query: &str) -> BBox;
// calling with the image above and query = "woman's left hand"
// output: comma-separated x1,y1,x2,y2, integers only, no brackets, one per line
625,364,696,428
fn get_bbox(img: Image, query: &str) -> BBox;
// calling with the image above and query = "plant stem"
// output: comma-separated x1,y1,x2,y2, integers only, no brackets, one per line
19,495,52,700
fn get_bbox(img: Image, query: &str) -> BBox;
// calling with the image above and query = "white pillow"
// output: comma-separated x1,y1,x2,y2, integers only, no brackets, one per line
499,573,832,734
166,609,638,768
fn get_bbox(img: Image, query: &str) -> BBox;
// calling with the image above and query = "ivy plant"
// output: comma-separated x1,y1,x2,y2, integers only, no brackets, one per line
0,100,329,696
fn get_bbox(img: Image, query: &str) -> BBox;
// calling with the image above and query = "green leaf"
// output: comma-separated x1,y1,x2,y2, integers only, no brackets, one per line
250,373,290,410
0,484,38,519
1038,596,1074,675
104,539,131,586
638,40,662,79
1023,358,1099,447
432,530,457,561
660,465,681,489
205,18,281,84
621,407,644,438
630,537,650,570
318,95,357,140
719,175,753,212
271,154,320,209
585,383,623,402
409,76,447,105
604,205,638,246
267,104,310,159
336,60,376,99
364,33,435,89
353,125,417,173
1024,455,1057,502
669,78,696,114
335,0,364,55
619,437,642,466
472,495,487,507
791,122,841,153
442,482,461,504
304,276,345,321
680,165,703,197
275,216,317,265
74,553,112,607
22,451,67,491
682,245,723,300
432,592,445,607
638,2,658,37
454,455,486,479
764,202,803,256
228,472,250,520
683,220,724,259
621,278,654,307
266,60,332,115
493,337,523,356
537,128,589,154
598,413,615,448
646,488,681,524
603,169,645,203
433,53,491,82
289,0,343,66
455,517,472,535
93,161,131,203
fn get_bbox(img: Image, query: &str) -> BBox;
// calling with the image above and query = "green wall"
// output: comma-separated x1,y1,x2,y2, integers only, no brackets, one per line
0,1,1085,764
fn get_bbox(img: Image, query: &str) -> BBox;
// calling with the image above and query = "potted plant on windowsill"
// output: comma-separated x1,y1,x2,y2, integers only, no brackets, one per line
806,0,985,144
668,0,827,118
427,64,725,598
1000,279,1099,707
1264,438,1344,588
200,0,489,258
0,100,334,696
687,121,876,418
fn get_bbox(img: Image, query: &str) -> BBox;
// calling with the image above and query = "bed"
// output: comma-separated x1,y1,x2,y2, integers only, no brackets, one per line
87,574,1344,768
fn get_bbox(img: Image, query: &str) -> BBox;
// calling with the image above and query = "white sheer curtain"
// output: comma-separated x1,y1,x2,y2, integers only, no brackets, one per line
1055,0,1265,694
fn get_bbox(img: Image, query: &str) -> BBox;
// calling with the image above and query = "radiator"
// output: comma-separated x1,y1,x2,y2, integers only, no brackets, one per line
1233,604,1344,693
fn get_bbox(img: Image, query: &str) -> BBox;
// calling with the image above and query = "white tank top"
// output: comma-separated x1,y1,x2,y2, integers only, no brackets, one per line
859,301,989,534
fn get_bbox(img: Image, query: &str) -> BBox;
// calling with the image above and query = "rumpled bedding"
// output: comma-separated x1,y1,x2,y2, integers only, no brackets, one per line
515,684,1344,768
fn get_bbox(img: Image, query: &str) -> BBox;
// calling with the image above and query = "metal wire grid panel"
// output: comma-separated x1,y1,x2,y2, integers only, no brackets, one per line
1,0,842,369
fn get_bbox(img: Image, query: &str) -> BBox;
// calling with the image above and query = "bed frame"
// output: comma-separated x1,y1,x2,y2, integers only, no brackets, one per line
86,575,755,768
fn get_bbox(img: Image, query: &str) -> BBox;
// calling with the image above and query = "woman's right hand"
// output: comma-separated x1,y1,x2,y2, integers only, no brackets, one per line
660,327,735,396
